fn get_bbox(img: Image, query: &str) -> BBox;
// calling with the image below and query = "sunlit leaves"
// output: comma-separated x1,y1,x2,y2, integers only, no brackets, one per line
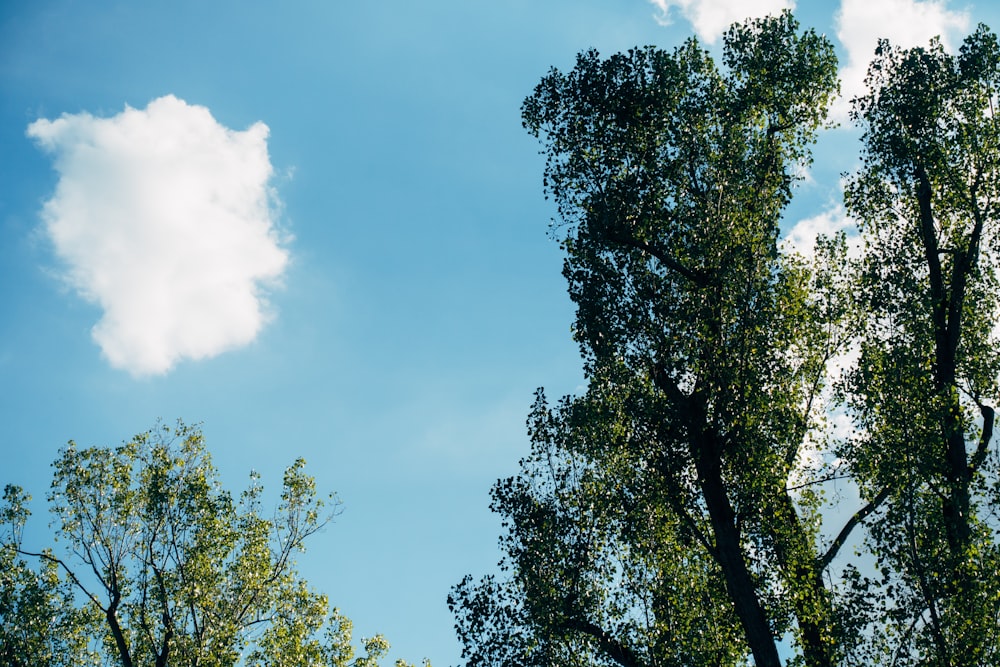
2,422,422,667
0,486,100,666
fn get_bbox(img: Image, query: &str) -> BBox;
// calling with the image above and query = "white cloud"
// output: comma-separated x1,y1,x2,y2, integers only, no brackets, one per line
833,0,971,120
649,0,794,43
781,204,859,259
28,95,289,377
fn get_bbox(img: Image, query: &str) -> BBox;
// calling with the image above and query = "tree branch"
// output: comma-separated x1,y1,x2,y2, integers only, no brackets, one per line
970,404,994,474
603,227,708,287
820,487,890,570
152,563,173,667
562,617,644,667
786,473,853,492
16,547,103,611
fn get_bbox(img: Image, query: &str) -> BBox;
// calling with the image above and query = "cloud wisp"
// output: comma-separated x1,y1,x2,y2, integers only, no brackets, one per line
833,0,970,120
28,95,289,377
649,0,794,43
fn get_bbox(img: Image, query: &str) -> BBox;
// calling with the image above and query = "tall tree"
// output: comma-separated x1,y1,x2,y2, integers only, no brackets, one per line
2,421,424,667
451,12,849,667
843,25,1000,666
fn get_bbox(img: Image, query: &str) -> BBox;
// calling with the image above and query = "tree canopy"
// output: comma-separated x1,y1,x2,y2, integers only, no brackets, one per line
1,421,425,667
451,12,1000,667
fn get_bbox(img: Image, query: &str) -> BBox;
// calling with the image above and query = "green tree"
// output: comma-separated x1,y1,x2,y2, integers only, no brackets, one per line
842,25,1000,666
451,12,850,667
2,421,424,667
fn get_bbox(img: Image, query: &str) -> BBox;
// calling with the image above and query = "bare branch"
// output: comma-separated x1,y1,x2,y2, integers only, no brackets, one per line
820,487,890,570
562,617,644,667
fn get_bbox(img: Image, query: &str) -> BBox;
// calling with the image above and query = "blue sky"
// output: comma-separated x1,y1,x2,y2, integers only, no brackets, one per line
2,0,999,664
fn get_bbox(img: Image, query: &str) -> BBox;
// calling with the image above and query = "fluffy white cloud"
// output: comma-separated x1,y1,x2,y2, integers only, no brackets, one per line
28,95,289,376
781,204,859,259
833,0,970,120
649,0,794,43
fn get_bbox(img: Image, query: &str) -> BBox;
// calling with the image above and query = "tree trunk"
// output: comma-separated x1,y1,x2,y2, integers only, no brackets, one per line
694,429,782,667
107,592,134,667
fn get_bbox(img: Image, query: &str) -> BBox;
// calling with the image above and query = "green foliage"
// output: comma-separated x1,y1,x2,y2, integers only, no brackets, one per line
1,486,101,666
450,386,749,667
842,24,1000,666
2,421,424,667
453,12,1000,667
453,11,845,667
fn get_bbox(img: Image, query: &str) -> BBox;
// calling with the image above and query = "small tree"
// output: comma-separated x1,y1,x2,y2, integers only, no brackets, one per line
2,421,423,667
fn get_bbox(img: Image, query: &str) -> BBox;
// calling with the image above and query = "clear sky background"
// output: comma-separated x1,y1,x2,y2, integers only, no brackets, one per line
3,1,999,664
